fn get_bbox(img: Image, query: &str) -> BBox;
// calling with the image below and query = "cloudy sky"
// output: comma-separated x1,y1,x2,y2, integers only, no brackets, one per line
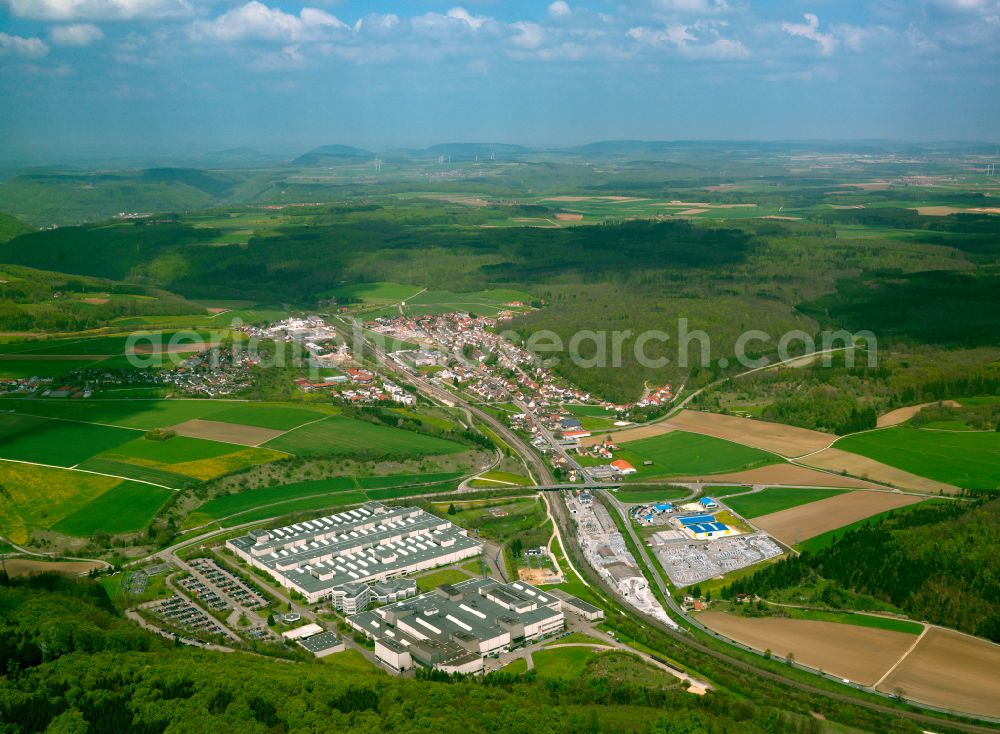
1,0,998,160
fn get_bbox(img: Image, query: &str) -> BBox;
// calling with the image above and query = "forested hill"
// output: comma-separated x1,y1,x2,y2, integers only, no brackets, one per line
723,498,1000,642
0,212,33,243
0,574,834,734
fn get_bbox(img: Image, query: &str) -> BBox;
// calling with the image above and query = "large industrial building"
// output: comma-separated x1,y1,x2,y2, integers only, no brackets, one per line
348,578,566,675
227,502,481,604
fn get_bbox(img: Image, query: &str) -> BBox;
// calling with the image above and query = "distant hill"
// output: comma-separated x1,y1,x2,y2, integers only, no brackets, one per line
0,211,33,243
418,142,530,160
290,145,374,166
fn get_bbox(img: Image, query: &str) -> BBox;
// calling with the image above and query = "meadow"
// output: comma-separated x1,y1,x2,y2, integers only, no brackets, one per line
615,431,781,478
263,415,465,457
0,415,136,466
724,487,848,519
0,462,123,544
51,481,173,536
834,427,1000,489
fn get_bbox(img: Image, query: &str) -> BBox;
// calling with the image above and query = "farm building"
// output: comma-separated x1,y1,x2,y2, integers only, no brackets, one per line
611,459,637,475
562,428,592,439
699,497,719,510
228,502,481,604
348,578,565,675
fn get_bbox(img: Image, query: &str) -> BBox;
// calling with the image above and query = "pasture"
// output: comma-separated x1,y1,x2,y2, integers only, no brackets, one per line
0,462,122,544
201,404,328,430
0,415,136,466
263,415,465,458
0,398,244,429
52,481,173,536
197,476,359,519
834,426,1000,490
616,430,781,478
723,487,847,519
752,491,924,546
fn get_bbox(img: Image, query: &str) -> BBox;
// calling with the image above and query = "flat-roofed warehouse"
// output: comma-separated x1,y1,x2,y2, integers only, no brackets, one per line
227,502,482,604
349,578,565,675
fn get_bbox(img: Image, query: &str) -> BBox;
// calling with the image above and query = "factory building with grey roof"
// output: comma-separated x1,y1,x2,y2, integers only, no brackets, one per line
227,502,481,604
348,578,565,675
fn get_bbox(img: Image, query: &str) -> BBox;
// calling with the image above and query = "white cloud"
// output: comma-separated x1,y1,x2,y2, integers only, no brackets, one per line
446,7,490,31
628,21,749,59
651,0,731,14
250,44,306,71
548,1,571,17
190,2,346,43
510,21,544,49
49,23,104,46
782,13,837,56
0,0,192,21
0,32,49,58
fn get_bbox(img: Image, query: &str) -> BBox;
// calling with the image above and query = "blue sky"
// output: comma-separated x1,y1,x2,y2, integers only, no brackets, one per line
1,0,998,160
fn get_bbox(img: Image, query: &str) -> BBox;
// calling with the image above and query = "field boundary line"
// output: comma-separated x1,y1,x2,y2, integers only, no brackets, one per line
873,624,929,689
0,456,177,491
255,414,332,446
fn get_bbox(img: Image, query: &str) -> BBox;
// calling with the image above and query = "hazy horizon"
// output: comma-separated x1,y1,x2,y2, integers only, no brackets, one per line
2,0,999,161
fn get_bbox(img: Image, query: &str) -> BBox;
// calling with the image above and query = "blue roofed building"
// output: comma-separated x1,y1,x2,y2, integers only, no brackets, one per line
698,497,719,510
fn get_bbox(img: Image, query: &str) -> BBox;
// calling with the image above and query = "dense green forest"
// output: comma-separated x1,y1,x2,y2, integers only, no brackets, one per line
695,350,1000,434
0,573,887,734
721,498,1000,641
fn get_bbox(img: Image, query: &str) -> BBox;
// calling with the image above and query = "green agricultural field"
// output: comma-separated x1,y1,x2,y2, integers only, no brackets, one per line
263,415,465,458
0,462,123,544
217,491,369,527
326,281,425,304
196,476,360,519
0,412,48,439
469,470,533,487
834,426,1000,489
0,398,239,429
723,487,847,519
51,482,173,536
106,435,243,464
0,358,108,378
0,415,136,466
364,481,455,501
355,471,462,489
205,404,330,430
74,457,193,488
616,431,781,478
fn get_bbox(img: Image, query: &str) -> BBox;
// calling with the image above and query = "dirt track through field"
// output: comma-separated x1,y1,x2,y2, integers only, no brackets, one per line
580,424,673,447
671,463,880,488
752,490,924,545
660,410,831,458
169,419,285,446
800,448,961,493
876,627,1000,718
4,558,104,577
876,401,960,428
697,612,913,686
